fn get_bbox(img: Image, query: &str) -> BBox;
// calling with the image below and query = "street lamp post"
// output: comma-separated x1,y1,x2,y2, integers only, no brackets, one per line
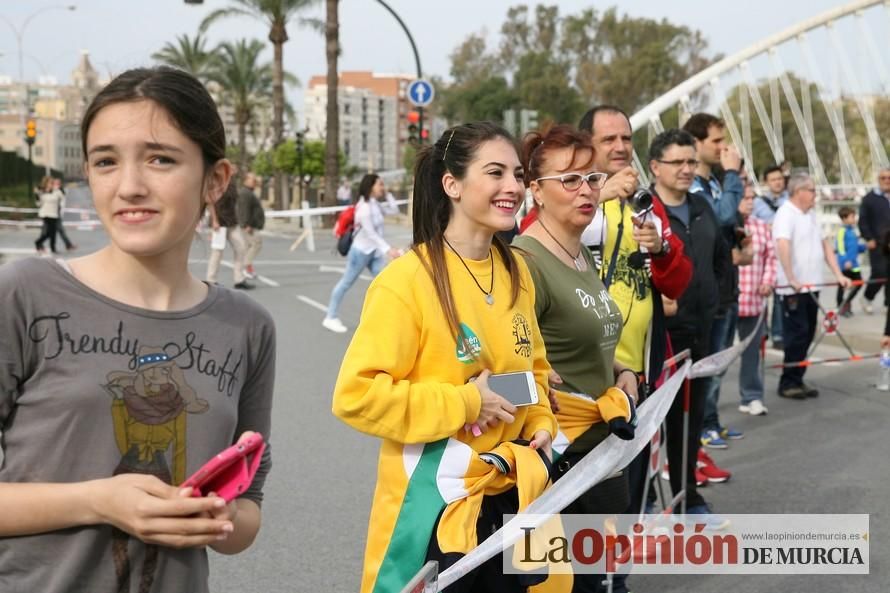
0,5,77,82
373,0,426,143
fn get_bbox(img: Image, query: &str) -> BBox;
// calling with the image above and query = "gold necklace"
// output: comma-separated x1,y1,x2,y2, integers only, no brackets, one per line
444,237,495,306
538,218,584,271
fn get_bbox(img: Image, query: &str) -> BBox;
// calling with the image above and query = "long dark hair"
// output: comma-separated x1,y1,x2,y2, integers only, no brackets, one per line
411,121,525,350
355,173,380,204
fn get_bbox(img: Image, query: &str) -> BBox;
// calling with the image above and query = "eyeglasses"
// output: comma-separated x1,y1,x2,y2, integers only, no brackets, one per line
535,172,607,191
879,176,890,181
656,158,700,169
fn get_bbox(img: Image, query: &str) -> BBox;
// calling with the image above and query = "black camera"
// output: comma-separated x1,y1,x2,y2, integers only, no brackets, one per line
629,188,653,213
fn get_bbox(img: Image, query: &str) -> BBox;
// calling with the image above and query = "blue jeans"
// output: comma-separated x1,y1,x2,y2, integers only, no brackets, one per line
702,304,738,432
326,247,385,319
737,315,766,404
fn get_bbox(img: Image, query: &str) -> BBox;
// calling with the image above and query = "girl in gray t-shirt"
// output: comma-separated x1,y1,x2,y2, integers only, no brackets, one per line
0,67,275,593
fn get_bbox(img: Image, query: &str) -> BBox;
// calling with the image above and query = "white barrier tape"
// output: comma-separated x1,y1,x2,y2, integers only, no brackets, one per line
0,218,103,228
435,360,691,591
688,311,765,379
0,201,406,218
0,206,95,214
264,199,408,218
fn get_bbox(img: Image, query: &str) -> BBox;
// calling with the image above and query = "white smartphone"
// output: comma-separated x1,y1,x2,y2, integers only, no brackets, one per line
487,371,539,407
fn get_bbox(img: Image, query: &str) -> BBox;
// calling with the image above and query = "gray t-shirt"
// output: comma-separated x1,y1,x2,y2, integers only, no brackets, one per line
0,258,276,593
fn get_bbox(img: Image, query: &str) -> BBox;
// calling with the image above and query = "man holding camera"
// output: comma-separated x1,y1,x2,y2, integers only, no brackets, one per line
579,106,692,382
683,113,746,449
577,104,692,593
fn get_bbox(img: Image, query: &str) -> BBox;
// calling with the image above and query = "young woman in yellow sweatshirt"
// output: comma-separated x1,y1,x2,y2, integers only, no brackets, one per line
332,122,558,593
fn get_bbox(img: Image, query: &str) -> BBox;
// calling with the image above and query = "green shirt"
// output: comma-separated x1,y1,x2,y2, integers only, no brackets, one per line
513,235,623,398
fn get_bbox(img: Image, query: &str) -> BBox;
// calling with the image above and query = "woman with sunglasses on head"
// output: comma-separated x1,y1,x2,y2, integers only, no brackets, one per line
0,67,275,593
513,124,639,593
333,122,557,593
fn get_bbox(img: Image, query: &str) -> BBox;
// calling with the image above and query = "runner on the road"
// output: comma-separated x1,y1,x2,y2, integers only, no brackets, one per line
0,66,276,593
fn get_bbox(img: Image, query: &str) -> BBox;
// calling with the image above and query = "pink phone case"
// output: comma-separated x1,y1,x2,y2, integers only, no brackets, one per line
180,434,265,502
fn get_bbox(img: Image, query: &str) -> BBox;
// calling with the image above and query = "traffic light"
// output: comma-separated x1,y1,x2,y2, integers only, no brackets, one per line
407,111,420,146
25,119,37,144
295,131,304,154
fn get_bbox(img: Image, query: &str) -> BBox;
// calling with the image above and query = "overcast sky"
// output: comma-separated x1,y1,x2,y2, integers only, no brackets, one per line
1,0,885,119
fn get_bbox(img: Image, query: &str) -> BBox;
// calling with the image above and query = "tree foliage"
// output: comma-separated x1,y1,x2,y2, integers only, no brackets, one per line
253,138,345,180
151,34,218,81
441,3,721,128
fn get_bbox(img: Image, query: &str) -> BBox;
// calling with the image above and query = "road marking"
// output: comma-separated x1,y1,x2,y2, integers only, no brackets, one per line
0,247,39,254
296,295,328,313
319,265,372,281
189,258,344,267
219,260,279,286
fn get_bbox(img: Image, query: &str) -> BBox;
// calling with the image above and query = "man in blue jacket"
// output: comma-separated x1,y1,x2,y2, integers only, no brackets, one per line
683,113,744,448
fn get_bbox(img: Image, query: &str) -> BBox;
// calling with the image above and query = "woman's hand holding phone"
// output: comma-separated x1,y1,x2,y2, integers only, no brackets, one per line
471,369,517,433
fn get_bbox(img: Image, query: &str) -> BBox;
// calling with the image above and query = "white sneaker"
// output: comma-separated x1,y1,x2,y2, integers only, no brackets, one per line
322,317,348,333
864,302,874,315
748,399,768,416
738,403,750,413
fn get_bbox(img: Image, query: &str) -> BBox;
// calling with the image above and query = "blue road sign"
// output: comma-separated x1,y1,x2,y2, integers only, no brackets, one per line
407,79,435,107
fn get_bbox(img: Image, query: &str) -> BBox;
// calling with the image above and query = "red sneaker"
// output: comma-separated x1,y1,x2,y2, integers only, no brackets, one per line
661,463,708,487
697,449,731,483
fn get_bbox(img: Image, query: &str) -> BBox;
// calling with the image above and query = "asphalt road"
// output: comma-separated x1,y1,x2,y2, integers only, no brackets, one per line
0,198,887,592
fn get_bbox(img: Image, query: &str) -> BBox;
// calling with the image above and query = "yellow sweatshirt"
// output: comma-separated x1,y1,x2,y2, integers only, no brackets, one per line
332,246,557,593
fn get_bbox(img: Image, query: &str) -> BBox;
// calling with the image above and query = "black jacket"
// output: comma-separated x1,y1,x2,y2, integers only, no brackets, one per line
237,187,266,230
858,189,890,244
656,191,729,339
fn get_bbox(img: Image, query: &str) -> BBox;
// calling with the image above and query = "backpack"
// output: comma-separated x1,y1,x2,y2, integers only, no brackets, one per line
334,205,356,256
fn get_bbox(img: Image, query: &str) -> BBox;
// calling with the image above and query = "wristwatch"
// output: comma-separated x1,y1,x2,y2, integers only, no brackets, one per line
653,237,671,258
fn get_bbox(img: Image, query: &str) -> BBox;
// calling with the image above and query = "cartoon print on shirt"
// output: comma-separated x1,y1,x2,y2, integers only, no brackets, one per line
611,253,650,299
102,345,209,593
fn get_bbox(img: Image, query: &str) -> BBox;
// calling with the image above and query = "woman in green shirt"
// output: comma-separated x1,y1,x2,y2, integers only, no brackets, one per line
513,122,640,592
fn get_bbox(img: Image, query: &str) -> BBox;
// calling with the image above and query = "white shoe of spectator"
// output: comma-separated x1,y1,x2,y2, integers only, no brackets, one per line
322,317,348,333
864,301,874,315
748,400,768,416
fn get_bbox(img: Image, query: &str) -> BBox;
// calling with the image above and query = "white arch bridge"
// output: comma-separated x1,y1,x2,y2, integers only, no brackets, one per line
629,0,889,204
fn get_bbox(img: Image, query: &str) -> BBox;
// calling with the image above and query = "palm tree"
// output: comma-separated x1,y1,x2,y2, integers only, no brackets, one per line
151,33,217,81
209,39,279,174
201,0,322,210
324,0,339,208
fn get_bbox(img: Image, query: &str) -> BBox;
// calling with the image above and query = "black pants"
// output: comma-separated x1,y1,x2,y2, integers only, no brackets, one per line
56,220,74,249
864,249,888,304
663,329,711,510
837,269,862,309
34,217,58,253
780,292,819,389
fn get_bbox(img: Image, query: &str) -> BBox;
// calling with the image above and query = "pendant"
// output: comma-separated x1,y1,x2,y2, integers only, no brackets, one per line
574,258,583,271
485,293,494,306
